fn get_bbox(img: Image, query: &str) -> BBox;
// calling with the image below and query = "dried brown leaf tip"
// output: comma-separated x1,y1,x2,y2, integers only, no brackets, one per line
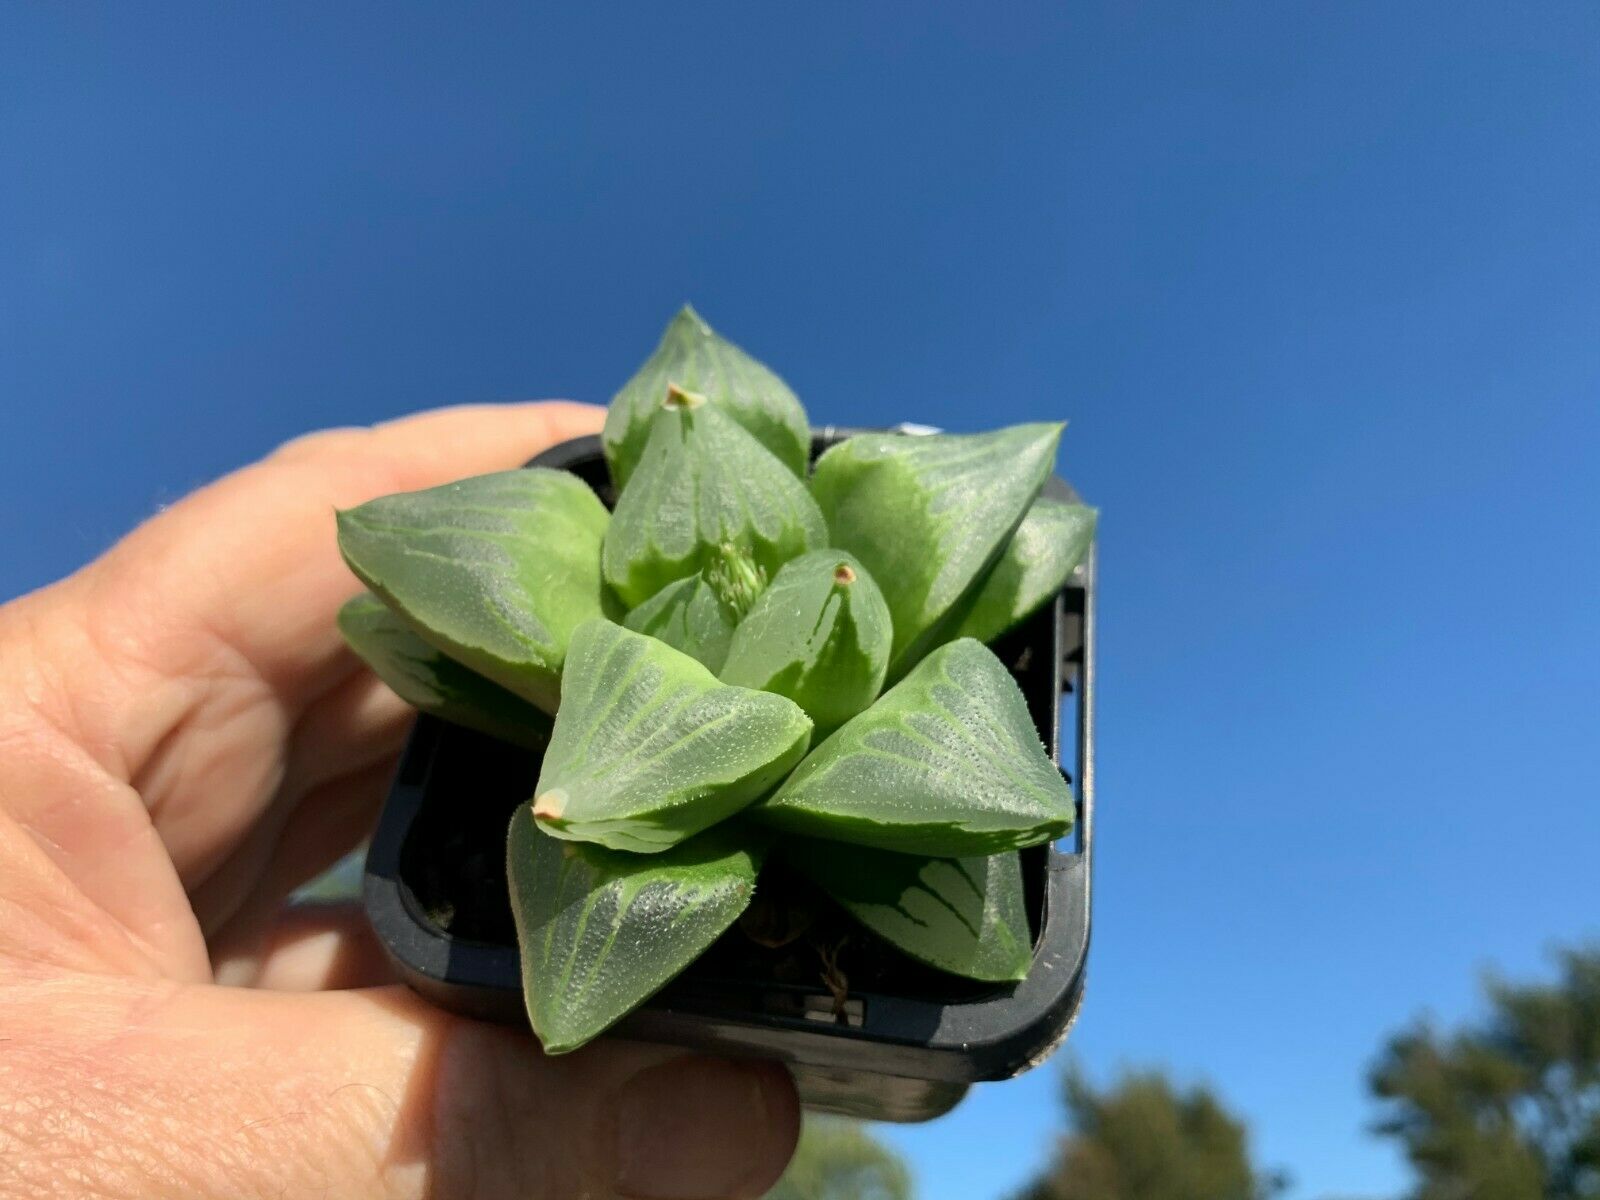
663,381,707,410
532,790,568,821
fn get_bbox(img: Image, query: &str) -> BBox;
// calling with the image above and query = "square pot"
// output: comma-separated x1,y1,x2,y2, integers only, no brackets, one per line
362,429,1096,1122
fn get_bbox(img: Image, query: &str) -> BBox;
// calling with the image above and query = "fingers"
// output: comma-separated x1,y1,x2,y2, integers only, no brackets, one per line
212,902,394,991
104,397,602,776
196,754,395,943
282,667,414,807
604,1057,800,1199
0,718,211,982
99,400,607,711
0,805,172,980
0,975,800,1200
0,402,602,976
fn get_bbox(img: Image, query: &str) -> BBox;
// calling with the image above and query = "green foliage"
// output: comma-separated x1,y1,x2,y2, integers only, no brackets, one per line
533,619,812,853
335,307,1096,1054
809,423,1063,676
603,304,811,490
1013,1067,1285,1200
336,467,610,713
781,839,1031,981
337,592,553,749
756,638,1075,856
947,497,1097,646
703,540,769,618
1368,943,1600,1200
507,807,762,1053
720,550,893,734
602,390,827,609
623,572,740,672
763,1117,914,1200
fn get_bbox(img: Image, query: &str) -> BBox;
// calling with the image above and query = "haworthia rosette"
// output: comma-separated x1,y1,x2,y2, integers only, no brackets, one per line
602,391,827,610
508,808,762,1053
534,619,813,853
602,305,810,490
336,468,609,714
809,423,1063,677
782,838,1033,982
755,638,1074,855
719,549,893,734
337,592,552,749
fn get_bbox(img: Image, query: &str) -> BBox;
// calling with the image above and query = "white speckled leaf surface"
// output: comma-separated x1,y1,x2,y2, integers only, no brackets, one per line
535,619,812,853
336,468,609,713
783,838,1032,982
601,305,810,489
508,808,761,1053
337,591,552,748
756,638,1073,856
809,423,1063,676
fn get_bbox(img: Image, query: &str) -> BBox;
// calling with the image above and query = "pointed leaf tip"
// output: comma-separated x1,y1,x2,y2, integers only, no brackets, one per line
602,402,825,609
532,790,567,820
602,308,810,488
810,422,1064,676
663,381,707,410
536,619,812,853
719,549,892,734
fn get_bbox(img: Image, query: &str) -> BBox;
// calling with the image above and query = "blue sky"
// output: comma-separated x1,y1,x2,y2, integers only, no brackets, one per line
4,4,1598,1197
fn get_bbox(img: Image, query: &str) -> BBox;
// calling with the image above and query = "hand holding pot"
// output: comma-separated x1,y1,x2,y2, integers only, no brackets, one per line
0,401,798,1200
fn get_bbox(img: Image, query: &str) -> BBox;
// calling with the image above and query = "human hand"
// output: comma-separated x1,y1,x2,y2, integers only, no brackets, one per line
0,402,799,1199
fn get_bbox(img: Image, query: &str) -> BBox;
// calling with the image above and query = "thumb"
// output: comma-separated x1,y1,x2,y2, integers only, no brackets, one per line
3,975,799,1199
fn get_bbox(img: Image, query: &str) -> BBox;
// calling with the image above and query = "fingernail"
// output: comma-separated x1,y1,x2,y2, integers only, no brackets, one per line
612,1056,798,1199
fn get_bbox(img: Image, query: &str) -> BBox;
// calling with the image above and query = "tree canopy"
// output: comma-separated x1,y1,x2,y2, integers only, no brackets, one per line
1012,1066,1285,1200
764,1117,914,1200
1369,943,1600,1200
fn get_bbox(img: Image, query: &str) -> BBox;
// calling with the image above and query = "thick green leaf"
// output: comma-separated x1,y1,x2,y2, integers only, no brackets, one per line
809,424,1064,676
755,638,1073,855
508,808,761,1053
337,592,552,749
782,838,1032,982
534,618,812,853
337,468,609,713
602,305,811,490
947,497,1097,645
719,550,893,734
622,573,738,672
602,392,827,609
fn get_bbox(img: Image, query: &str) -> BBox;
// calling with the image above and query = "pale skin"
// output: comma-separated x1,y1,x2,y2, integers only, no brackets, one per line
0,402,799,1200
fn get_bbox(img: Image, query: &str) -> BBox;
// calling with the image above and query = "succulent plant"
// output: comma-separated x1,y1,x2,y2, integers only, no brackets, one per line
337,307,1096,1054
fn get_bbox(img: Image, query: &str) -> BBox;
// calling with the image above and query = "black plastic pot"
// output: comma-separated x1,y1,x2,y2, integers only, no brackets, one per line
363,429,1097,1123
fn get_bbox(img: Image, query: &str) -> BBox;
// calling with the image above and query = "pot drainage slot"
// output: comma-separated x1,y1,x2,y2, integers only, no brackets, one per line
756,991,866,1027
